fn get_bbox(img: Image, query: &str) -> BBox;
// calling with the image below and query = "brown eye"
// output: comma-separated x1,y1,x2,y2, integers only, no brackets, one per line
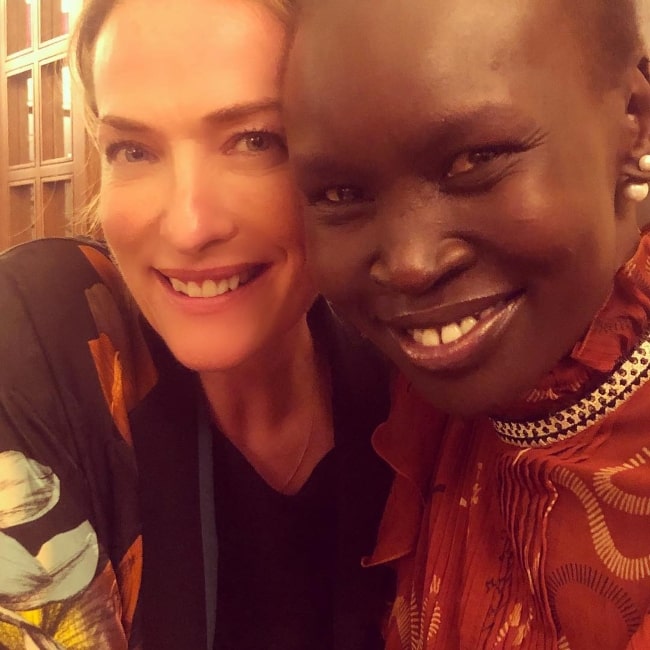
323,187,362,203
446,149,502,178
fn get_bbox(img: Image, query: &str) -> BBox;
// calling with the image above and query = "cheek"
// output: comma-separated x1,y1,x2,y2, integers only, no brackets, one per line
474,170,616,272
304,223,370,313
98,175,164,256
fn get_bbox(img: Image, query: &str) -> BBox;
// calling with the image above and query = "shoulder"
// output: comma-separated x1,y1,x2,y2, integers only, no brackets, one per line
0,237,129,341
0,244,144,644
1,236,113,283
1,236,156,395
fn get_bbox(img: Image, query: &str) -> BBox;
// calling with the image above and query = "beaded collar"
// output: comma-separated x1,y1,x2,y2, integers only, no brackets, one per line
490,329,650,448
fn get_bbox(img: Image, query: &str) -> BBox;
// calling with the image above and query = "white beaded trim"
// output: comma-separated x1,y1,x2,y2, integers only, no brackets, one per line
490,331,650,448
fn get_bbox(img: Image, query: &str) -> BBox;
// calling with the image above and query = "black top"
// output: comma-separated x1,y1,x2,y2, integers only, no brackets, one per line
133,299,394,649
213,434,337,650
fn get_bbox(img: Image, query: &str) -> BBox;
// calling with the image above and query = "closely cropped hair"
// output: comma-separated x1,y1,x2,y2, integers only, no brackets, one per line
69,0,295,116
567,0,644,87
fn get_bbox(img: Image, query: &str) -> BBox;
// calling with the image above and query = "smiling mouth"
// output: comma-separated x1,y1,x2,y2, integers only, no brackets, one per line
164,265,266,299
406,301,508,347
387,292,524,372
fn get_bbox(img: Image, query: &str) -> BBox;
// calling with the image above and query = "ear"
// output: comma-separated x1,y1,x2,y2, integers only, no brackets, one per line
619,57,650,186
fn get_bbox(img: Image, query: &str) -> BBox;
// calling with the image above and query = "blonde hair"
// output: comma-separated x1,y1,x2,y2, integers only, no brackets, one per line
70,0,294,116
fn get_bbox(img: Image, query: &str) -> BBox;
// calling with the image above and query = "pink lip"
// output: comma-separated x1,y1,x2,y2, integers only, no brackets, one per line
156,263,267,283
153,264,270,315
387,293,524,373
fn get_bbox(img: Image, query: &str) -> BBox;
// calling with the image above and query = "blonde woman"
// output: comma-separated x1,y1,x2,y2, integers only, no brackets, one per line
0,1,393,648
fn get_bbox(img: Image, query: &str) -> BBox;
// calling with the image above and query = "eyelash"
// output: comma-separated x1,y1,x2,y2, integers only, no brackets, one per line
226,129,287,154
307,136,543,211
102,129,287,165
104,140,156,164
445,144,518,177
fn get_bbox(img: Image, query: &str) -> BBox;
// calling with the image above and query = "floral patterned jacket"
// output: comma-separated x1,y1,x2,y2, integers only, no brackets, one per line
0,238,393,650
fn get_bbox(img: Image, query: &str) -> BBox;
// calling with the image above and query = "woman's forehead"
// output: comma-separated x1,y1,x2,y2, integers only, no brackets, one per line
293,0,588,85
285,0,590,132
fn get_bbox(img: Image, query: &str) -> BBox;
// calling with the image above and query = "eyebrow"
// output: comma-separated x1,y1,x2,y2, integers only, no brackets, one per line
292,103,538,176
98,98,282,132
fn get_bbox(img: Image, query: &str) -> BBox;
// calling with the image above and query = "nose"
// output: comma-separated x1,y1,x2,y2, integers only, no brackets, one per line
160,144,238,252
369,199,475,295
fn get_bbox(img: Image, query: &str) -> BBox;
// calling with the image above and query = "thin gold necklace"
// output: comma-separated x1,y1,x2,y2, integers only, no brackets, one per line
279,349,330,494
279,408,316,494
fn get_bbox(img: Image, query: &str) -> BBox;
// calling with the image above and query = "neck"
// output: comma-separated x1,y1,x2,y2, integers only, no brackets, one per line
199,313,334,493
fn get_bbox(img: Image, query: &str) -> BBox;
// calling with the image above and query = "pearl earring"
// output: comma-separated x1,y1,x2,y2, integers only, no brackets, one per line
639,154,650,172
624,183,650,202
624,154,650,202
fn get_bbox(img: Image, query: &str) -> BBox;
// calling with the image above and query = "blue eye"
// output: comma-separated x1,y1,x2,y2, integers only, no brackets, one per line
224,129,288,171
229,130,287,155
123,145,151,163
105,141,157,164
235,133,272,153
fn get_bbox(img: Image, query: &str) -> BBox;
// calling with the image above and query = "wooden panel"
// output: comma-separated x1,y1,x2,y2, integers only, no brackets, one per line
42,175,72,236
1,0,92,250
41,57,70,162
8,182,34,246
7,68,34,165
6,0,32,56
40,0,71,44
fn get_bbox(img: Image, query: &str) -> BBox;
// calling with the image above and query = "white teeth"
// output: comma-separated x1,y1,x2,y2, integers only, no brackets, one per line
412,328,441,346
410,315,480,347
168,273,246,298
187,281,202,298
170,278,186,293
216,279,229,295
201,279,219,298
411,328,441,347
440,323,463,344
460,316,478,335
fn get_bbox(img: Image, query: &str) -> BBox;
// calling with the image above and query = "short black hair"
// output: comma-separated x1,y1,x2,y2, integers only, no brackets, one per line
292,0,644,90
566,0,643,88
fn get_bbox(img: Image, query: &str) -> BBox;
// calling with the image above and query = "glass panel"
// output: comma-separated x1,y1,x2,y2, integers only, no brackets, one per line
42,178,73,237
7,70,35,166
41,60,72,162
6,0,33,55
40,0,71,43
9,184,35,246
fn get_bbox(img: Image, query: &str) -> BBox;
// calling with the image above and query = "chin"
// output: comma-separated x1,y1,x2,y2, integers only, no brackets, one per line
411,382,495,417
163,340,253,374
401,362,540,418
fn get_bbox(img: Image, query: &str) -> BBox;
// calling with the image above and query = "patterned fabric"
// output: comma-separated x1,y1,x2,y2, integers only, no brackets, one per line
368,233,650,649
0,239,149,649
0,237,393,650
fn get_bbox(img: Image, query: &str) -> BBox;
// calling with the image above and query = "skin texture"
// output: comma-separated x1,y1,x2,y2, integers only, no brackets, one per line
284,0,649,415
93,0,314,374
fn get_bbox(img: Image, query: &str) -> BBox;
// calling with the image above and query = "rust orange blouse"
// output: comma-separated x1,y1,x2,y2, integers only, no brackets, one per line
368,233,650,649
